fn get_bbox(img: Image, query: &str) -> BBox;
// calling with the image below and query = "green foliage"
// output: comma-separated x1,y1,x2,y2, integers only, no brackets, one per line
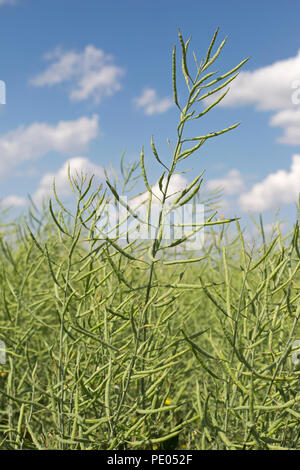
0,29,299,450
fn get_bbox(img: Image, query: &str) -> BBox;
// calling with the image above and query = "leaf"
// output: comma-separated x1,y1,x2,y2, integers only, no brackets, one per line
172,44,180,108
178,28,192,89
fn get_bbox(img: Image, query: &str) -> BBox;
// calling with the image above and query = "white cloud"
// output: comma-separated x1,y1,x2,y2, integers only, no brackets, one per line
207,50,300,111
206,169,245,195
204,51,300,146
239,154,300,212
133,88,173,115
30,45,125,104
0,195,26,207
0,115,99,177
269,108,300,145
32,157,105,204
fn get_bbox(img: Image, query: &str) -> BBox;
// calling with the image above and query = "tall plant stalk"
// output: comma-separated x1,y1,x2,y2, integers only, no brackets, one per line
133,28,248,404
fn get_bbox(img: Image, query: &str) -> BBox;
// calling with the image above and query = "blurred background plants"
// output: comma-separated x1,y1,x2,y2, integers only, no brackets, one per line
0,29,299,450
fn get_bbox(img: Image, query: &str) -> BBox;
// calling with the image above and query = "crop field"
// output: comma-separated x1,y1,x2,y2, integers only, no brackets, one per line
0,29,299,450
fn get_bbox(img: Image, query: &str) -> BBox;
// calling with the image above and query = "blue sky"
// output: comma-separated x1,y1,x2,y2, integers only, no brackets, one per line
0,0,300,233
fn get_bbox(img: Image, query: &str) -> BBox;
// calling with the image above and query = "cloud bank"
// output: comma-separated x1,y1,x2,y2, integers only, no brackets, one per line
0,115,99,177
30,45,125,104
133,88,173,115
32,157,105,205
206,169,245,195
205,50,300,146
203,51,300,211
239,155,300,212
